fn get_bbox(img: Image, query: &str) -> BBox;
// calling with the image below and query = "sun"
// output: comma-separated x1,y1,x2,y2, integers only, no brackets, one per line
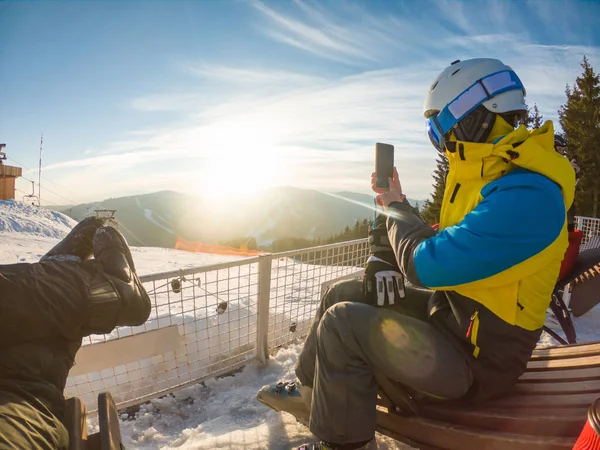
192,117,287,200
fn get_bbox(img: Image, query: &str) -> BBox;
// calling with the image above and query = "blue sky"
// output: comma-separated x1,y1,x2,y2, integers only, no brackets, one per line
2,0,599,205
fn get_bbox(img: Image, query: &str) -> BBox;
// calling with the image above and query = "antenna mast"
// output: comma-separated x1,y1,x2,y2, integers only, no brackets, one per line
38,133,43,206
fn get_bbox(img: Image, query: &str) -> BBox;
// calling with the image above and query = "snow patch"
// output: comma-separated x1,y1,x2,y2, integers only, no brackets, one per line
113,345,412,450
144,209,175,235
0,200,76,238
0,204,245,274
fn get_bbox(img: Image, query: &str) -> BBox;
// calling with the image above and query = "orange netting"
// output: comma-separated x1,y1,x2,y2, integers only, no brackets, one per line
174,237,265,256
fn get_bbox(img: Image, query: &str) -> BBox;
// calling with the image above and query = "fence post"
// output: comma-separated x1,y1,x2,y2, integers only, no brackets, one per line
256,254,272,364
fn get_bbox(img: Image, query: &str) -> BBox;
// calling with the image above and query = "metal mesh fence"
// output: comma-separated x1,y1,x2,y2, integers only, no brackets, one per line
267,240,369,350
577,216,600,249
65,258,262,412
64,240,368,413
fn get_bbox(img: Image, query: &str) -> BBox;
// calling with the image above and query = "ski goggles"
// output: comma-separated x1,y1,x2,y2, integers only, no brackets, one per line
426,69,525,152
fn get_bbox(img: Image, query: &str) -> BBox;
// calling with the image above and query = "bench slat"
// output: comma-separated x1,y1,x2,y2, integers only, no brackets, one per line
376,409,575,450
527,354,600,371
419,405,586,438
460,406,589,417
519,366,600,382
65,397,87,450
488,392,598,408
532,341,600,360
98,392,123,450
514,379,600,395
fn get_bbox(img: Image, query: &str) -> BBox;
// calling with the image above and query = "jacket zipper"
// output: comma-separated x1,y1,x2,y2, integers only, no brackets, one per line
439,155,457,225
449,183,461,204
466,310,481,358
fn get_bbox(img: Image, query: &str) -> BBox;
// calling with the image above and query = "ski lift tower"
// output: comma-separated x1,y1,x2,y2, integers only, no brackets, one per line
95,209,118,227
0,144,23,200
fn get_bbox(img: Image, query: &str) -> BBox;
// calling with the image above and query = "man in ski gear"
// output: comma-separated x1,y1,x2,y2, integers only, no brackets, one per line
257,58,576,450
0,217,151,449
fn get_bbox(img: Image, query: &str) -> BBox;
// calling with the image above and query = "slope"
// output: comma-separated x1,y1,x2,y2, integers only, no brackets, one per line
48,188,424,248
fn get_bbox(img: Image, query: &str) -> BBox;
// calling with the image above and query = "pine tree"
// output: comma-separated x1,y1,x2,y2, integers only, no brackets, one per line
520,102,532,128
531,104,544,128
559,56,600,217
353,219,361,239
421,153,448,225
520,101,544,129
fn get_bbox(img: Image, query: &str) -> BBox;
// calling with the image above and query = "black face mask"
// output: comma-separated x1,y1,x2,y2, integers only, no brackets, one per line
453,105,496,144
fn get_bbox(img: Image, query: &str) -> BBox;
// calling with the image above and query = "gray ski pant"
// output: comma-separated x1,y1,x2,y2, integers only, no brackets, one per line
295,279,474,445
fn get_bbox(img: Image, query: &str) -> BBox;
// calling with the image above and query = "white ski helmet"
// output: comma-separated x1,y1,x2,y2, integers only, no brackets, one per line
424,58,527,150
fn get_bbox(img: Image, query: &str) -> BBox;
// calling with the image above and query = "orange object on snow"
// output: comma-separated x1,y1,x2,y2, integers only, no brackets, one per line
174,237,265,257
573,398,600,449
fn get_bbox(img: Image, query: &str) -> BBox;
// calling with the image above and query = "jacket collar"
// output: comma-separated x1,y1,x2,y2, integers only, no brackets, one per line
443,121,576,208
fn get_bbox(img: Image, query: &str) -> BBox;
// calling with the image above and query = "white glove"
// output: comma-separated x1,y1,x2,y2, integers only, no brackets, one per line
374,270,406,305
365,256,406,306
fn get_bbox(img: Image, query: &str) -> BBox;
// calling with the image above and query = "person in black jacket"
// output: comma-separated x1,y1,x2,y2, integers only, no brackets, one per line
0,218,151,449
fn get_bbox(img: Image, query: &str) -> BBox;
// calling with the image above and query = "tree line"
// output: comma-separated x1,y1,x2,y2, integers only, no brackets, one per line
219,217,374,254
421,56,600,223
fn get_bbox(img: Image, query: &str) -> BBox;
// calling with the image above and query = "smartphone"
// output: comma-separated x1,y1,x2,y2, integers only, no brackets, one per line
375,142,394,189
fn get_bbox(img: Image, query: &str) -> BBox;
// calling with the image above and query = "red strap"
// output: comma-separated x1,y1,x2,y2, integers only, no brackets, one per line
558,229,583,280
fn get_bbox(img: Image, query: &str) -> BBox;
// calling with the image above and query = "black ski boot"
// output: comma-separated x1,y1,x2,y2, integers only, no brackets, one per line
84,226,151,335
41,217,106,262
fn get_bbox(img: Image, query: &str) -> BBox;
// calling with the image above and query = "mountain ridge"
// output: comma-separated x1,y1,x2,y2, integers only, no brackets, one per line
48,188,425,248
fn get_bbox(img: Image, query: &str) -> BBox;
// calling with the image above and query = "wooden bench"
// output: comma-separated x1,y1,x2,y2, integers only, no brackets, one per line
65,397,87,450
376,341,600,450
66,392,124,450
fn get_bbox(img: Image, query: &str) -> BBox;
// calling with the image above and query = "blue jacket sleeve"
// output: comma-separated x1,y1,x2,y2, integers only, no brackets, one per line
387,172,565,289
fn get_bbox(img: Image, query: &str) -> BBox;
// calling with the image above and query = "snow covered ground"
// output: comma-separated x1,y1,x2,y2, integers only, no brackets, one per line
1,199,599,450
0,200,246,272
114,345,411,450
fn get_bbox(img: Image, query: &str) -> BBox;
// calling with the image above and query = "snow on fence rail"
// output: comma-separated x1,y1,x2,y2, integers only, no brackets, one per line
64,216,600,413
65,239,369,413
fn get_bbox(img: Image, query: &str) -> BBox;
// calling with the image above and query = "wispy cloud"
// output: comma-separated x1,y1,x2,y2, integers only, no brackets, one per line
34,0,600,205
44,64,438,202
131,64,328,114
130,93,205,112
250,0,389,63
435,0,471,34
186,64,326,85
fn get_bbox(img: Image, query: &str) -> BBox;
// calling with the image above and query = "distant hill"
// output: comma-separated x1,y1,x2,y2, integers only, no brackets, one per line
49,188,424,248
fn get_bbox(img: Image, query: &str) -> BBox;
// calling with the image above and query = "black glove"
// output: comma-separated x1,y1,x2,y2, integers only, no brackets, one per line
363,214,406,306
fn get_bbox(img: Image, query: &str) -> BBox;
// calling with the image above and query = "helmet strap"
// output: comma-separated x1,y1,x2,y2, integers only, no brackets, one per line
454,105,496,144
501,112,521,128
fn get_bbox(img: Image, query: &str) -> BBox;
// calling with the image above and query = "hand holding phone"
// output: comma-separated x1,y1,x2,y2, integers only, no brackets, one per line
374,167,406,208
375,143,394,189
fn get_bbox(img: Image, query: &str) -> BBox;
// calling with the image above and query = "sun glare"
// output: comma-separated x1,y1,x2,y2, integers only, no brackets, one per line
192,118,287,200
